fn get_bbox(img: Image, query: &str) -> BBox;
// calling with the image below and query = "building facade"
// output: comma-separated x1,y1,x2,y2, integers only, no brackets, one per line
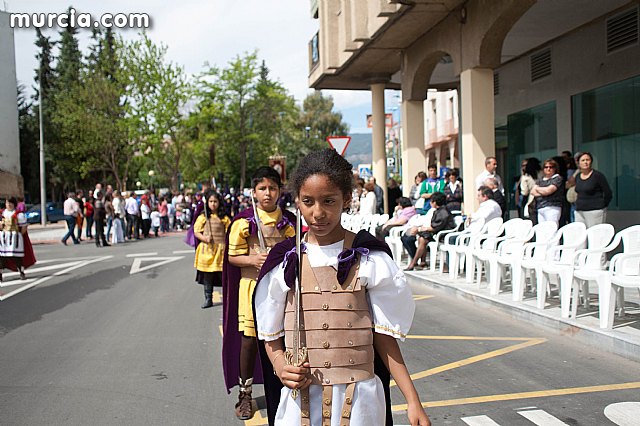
0,10,22,199
309,0,639,228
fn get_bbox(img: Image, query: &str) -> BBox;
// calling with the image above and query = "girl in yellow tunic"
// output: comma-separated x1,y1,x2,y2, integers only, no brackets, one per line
194,191,231,309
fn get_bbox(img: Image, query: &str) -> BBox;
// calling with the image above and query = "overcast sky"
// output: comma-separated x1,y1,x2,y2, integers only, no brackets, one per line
7,0,380,133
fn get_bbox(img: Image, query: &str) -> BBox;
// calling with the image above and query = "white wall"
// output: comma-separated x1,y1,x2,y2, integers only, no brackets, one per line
0,11,20,176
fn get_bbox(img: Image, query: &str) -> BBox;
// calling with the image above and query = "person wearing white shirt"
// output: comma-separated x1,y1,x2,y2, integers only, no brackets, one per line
475,156,504,194
124,192,140,240
468,186,502,227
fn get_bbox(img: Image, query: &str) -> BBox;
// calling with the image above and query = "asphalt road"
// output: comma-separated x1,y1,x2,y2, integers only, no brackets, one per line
1,234,639,426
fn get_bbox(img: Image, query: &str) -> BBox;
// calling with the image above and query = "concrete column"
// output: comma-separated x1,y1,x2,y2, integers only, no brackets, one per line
400,99,425,197
371,83,388,213
460,68,495,212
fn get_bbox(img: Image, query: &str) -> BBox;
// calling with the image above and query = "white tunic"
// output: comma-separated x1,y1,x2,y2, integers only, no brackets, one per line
255,239,415,426
0,210,26,257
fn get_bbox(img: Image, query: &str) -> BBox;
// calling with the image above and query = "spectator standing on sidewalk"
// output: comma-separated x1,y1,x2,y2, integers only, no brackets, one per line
111,191,126,244
61,191,81,245
93,191,109,247
104,193,115,242
573,152,612,228
84,192,95,240
475,156,504,193
158,196,169,233
75,190,85,242
140,195,152,238
368,176,385,214
150,207,161,237
125,191,140,240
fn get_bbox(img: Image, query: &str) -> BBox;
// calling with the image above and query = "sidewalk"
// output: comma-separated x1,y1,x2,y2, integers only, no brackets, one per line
405,267,640,363
27,223,67,244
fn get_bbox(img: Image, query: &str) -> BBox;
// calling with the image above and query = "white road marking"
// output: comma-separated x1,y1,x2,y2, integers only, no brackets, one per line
129,256,184,275
0,256,113,301
461,415,501,425
126,252,158,257
604,402,640,426
518,409,569,425
172,249,194,254
2,261,84,278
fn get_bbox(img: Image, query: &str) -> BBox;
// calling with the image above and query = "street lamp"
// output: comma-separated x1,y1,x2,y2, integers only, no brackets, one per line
148,170,155,190
136,181,142,189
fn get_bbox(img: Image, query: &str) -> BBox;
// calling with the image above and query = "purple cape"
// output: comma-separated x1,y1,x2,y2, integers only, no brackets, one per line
221,207,296,393
253,230,394,426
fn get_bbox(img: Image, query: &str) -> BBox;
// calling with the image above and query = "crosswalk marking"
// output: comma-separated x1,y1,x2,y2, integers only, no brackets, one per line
126,252,158,257
0,256,113,301
172,249,194,254
604,402,640,426
461,415,501,425
518,409,569,425
129,256,184,274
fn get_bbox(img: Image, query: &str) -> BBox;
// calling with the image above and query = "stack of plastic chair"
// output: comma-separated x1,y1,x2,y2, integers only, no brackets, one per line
455,217,503,283
533,222,588,311
506,222,557,301
386,225,409,266
541,223,614,318
438,217,485,278
572,225,640,328
473,219,533,295
428,216,464,272
518,223,584,306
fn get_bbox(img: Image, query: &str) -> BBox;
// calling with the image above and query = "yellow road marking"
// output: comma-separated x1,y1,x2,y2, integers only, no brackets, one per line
245,401,268,425
413,295,435,301
392,337,547,386
391,381,640,411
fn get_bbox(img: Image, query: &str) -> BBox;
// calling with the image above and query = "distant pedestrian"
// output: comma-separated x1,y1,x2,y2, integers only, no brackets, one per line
125,192,140,240
140,196,151,238
158,197,169,233
368,176,385,214
75,190,85,242
93,191,109,247
84,193,94,240
475,156,504,193
531,159,564,227
61,191,81,245
150,207,161,237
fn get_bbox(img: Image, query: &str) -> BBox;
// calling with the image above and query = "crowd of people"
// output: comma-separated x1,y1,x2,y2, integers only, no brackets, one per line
362,151,613,273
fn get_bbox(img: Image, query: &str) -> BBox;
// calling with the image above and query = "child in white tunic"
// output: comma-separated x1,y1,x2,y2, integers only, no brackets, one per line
254,148,431,426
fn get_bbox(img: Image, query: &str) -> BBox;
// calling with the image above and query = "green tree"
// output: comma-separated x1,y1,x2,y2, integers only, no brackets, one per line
119,33,191,191
194,53,301,190
298,91,350,148
17,85,40,201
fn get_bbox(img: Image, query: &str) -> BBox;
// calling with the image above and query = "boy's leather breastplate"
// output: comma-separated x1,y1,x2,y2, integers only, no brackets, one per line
240,223,287,281
283,240,374,386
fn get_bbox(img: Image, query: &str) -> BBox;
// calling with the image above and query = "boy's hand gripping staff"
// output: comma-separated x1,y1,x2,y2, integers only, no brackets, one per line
250,190,266,251
286,208,308,399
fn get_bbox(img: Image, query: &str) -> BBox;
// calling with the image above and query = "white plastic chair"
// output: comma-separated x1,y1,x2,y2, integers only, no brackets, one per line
598,252,640,329
507,222,557,301
473,218,530,289
475,219,534,295
385,225,409,266
455,217,503,283
572,225,640,328
438,217,485,278
428,216,464,272
519,222,586,306
541,223,614,318
535,222,588,312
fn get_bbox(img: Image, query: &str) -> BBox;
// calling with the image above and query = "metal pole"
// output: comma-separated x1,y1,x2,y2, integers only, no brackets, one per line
38,73,47,226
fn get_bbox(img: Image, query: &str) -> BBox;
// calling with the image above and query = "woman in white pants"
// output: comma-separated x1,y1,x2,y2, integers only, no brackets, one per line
531,159,564,227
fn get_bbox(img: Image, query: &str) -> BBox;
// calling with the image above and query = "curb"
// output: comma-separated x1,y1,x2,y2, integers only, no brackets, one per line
405,271,640,363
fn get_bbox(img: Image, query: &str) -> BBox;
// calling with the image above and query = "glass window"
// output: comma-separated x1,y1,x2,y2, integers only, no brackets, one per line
573,75,640,210
505,101,557,209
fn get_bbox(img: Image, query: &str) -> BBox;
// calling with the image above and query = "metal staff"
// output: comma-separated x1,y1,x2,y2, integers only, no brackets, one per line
250,190,266,251
291,207,303,399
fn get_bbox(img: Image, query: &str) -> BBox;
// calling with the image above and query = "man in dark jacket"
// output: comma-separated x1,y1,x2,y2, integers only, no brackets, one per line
404,192,455,270
485,177,506,218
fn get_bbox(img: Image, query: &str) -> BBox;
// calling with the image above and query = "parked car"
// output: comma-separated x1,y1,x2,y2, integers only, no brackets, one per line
25,202,65,224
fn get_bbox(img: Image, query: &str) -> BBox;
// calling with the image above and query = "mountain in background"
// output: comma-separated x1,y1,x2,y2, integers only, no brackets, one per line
344,133,371,168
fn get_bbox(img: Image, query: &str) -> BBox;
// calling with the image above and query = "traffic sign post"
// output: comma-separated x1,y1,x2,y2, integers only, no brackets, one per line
326,136,351,156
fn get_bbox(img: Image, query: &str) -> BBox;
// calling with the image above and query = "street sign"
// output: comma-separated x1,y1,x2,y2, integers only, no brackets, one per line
326,136,351,156
358,164,372,179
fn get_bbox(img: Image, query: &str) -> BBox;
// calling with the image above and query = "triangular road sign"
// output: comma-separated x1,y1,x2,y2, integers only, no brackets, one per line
326,136,351,156
129,256,184,275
